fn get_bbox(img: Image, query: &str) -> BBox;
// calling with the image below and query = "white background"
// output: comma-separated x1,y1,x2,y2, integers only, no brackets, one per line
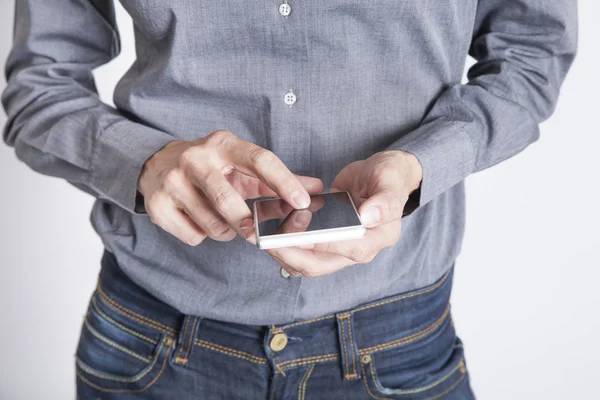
1,1,598,399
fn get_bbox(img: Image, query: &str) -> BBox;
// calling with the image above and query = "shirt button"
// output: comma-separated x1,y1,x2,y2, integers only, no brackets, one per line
284,89,296,106
280,267,291,279
270,333,288,352
279,3,291,17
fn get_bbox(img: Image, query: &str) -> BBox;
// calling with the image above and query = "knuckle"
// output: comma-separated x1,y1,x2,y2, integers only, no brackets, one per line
248,147,276,166
374,165,400,184
207,129,235,147
205,218,230,237
387,197,404,217
349,246,371,263
162,170,184,193
179,147,206,174
145,195,162,218
212,187,236,210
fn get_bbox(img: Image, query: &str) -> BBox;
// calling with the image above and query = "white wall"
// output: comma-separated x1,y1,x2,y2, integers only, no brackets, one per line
1,2,598,399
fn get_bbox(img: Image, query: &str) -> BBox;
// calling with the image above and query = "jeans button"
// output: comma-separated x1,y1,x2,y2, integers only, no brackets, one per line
270,333,288,352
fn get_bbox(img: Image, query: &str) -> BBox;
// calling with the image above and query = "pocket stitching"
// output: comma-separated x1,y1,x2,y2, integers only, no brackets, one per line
83,317,151,363
96,283,178,335
370,356,465,396
358,305,450,356
76,337,172,393
91,296,158,345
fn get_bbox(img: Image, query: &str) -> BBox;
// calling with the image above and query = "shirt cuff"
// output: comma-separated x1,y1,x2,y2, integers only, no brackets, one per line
388,120,475,209
90,120,176,214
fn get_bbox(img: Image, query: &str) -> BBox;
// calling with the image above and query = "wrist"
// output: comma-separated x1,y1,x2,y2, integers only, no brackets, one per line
137,139,183,196
387,150,422,194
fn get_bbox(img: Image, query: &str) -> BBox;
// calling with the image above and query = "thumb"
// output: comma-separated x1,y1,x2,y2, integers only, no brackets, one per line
358,188,406,228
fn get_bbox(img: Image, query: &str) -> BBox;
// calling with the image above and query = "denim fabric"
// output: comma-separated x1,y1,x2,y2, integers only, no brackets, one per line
2,1,577,325
76,251,475,399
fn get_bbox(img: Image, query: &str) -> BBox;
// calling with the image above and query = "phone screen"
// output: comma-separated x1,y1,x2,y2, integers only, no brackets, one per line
254,192,362,237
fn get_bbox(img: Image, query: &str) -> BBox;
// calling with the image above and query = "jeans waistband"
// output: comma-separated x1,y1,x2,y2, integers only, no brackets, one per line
97,250,453,380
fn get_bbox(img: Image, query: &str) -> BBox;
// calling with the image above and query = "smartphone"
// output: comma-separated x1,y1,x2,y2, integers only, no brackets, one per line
252,191,366,250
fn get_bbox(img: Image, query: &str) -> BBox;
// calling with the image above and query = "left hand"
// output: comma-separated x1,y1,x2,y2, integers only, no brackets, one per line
266,150,423,278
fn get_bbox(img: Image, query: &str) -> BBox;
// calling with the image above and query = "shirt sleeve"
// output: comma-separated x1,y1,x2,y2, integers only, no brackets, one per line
388,0,578,211
2,0,176,213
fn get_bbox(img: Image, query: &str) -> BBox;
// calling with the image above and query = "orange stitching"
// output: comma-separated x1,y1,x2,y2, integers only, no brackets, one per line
298,364,315,400
83,318,150,363
364,356,467,400
423,373,466,400
194,339,267,364
347,317,357,377
271,348,287,377
279,353,339,370
345,373,358,379
76,340,165,382
279,356,339,370
274,270,450,332
358,305,450,356
353,271,450,313
361,361,391,400
182,317,198,362
76,338,172,393
91,297,157,345
339,316,350,379
96,284,177,335
274,305,450,373
371,355,464,395
176,317,191,361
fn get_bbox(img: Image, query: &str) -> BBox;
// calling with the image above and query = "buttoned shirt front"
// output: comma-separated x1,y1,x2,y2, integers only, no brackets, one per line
2,0,577,324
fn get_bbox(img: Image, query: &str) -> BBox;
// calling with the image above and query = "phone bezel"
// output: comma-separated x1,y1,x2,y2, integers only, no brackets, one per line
252,191,366,250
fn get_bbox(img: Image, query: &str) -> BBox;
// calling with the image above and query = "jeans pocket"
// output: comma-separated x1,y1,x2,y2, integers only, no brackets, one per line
75,292,174,393
362,325,469,400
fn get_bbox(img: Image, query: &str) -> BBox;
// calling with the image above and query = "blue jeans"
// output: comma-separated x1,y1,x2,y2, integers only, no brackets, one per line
76,251,476,399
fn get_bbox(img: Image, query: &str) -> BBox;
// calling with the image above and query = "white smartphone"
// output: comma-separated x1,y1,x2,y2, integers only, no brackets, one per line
252,191,367,250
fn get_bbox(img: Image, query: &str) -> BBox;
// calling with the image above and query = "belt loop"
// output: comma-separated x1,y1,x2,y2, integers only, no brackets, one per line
336,311,360,380
173,315,201,366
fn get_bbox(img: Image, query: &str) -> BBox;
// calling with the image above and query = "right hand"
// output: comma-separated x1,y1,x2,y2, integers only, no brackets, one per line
137,129,323,246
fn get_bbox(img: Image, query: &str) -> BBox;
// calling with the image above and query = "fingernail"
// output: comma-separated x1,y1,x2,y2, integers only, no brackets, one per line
293,210,311,228
297,243,315,249
239,218,254,237
362,206,380,227
187,236,203,246
292,191,311,209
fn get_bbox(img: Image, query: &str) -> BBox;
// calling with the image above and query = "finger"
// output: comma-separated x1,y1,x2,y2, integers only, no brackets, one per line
228,171,324,200
358,189,407,228
312,221,401,263
171,179,237,241
193,168,255,238
307,193,326,212
148,196,207,246
295,175,324,194
275,209,312,235
267,247,354,278
224,140,312,209
255,193,324,224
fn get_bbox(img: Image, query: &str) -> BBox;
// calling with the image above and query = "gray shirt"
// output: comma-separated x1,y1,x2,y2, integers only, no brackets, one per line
2,0,577,325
